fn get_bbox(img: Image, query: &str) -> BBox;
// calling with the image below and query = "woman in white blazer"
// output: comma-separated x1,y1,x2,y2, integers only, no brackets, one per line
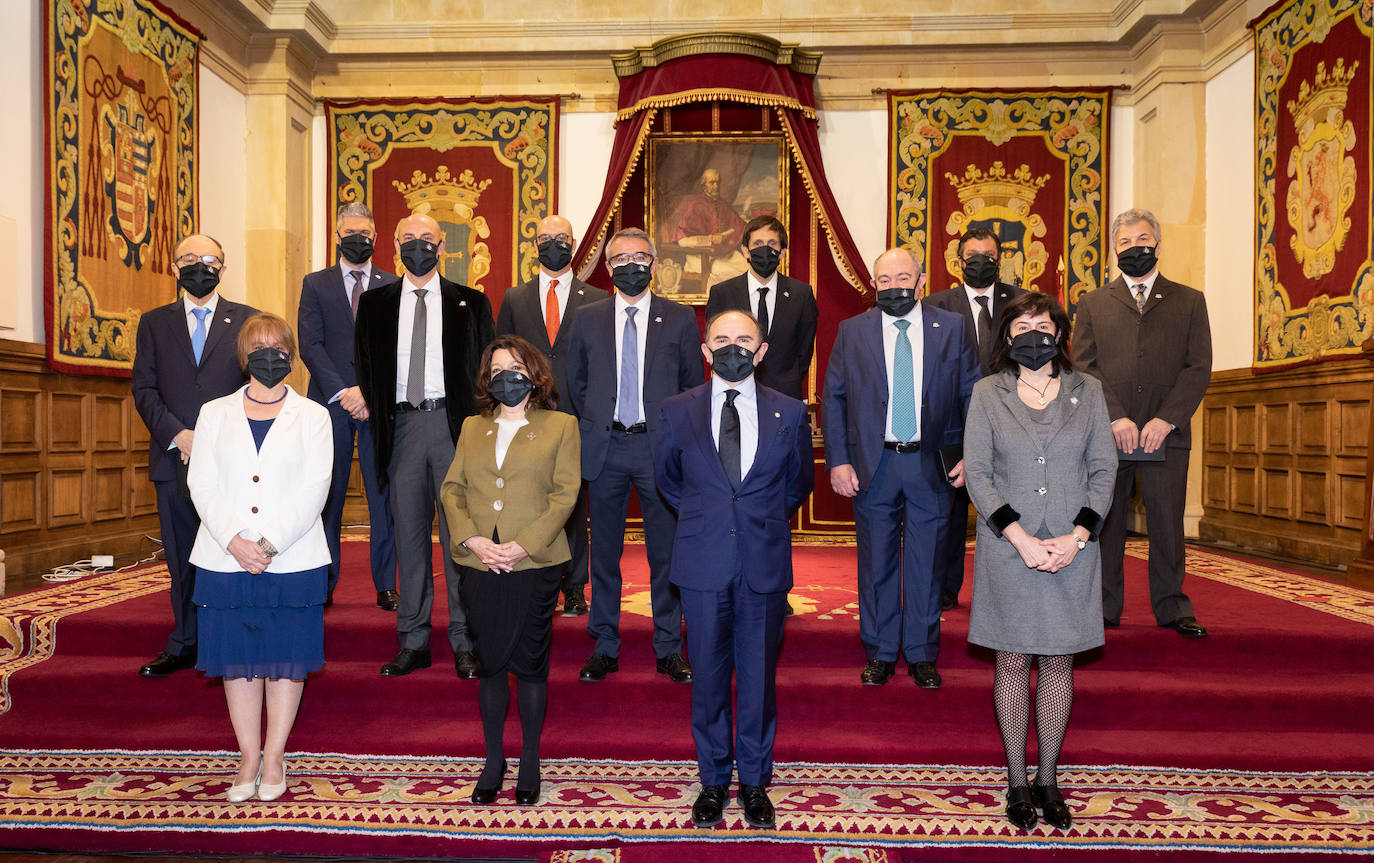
186,313,332,803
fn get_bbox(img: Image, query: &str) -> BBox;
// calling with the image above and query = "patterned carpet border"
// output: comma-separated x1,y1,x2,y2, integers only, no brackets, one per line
1,750,1370,852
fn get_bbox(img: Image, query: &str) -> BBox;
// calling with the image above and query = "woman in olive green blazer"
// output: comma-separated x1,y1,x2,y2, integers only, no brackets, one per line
440,334,580,808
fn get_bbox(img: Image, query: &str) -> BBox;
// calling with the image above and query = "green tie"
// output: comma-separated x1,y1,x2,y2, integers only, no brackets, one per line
891,319,917,442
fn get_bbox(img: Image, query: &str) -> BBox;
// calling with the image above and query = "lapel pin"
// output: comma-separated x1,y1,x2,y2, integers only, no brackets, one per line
783,291,790,298
774,411,781,418
655,316,662,323
486,429,493,436
527,431,537,440
1070,396,1079,405
459,300,467,307
222,318,230,323
577,289,584,295
932,321,940,328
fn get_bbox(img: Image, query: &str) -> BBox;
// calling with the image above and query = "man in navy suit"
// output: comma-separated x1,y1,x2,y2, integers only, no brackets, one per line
567,227,701,684
656,310,813,830
924,228,1025,610
355,213,495,678
132,234,255,677
298,202,401,611
496,213,607,616
823,247,980,689
704,215,818,402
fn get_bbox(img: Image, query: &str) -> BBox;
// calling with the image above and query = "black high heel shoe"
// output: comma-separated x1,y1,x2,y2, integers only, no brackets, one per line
1032,782,1072,829
1005,785,1038,830
470,759,507,805
514,783,540,806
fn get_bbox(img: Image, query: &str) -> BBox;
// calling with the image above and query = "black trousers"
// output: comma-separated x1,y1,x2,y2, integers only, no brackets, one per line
1100,447,1193,625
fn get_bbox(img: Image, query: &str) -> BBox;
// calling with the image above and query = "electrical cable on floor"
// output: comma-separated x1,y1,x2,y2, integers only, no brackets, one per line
40,547,165,583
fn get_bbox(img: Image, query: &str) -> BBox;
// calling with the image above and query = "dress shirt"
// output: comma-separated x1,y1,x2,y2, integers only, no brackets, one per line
494,416,529,470
882,302,925,443
540,270,572,328
746,270,779,331
394,272,446,403
962,282,994,343
710,374,759,479
182,292,220,339
613,291,650,424
1126,269,1160,305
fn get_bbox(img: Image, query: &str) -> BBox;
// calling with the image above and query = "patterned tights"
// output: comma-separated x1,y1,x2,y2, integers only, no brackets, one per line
992,651,1075,788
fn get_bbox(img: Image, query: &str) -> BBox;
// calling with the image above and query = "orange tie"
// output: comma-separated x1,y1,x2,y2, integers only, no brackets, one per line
545,279,561,345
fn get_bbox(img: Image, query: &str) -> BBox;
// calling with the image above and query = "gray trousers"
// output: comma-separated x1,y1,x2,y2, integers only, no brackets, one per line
388,409,471,653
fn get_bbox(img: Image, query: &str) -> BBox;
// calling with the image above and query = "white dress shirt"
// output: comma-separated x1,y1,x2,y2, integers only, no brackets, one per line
494,416,530,470
395,272,446,402
962,282,994,344
710,373,759,479
540,270,572,328
613,291,650,424
182,292,219,339
1126,270,1160,305
746,270,779,333
882,302,925,443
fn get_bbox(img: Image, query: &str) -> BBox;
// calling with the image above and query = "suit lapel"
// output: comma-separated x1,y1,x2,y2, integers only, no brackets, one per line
199,300,239,368
994,374,1044,445
689,385,730,490
1141,277,1170,318
920,303,943,405
167,301,197,368
641,294,665,382
520,278,551,351
744,387,784,488
861,309,887,392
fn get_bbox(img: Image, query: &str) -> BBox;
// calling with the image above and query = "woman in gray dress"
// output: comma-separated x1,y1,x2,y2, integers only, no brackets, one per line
963,292,1117,832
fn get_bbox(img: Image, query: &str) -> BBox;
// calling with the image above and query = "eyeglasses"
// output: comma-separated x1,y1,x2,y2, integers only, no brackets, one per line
875,273,916,287
609,252,654,266
176,254,222,267
537,233,572,245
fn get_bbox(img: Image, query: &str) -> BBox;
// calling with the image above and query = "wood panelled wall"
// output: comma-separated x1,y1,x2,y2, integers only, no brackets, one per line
1198,358,1371,567
0,340,159,578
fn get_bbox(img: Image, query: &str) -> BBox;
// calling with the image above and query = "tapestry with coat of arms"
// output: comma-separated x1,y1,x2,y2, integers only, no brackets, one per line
1253,0,1374,369
326,98,559,315
887,88,1110,318
43,0,200,376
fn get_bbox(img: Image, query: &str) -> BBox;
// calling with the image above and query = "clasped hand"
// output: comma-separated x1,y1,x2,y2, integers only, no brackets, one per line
228,535,271,573
1008,528,1080,573
462,536,528,573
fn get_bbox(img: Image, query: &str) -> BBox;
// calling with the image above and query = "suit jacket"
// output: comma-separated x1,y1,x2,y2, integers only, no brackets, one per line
705,273,818,400
656,381,813,593
925,281,1025,375
822,304,980,490
495,275,607,413
1071,275,1212,449
439,408,581,572
298,263,400,404
566,292,703,481
186,385,333,573
354,275,496,485
132,296,256,483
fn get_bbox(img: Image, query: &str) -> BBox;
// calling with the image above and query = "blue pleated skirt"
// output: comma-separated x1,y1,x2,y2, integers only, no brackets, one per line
192,565,326,681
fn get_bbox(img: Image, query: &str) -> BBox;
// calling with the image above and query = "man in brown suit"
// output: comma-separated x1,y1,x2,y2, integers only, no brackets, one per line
1071,208,1212,638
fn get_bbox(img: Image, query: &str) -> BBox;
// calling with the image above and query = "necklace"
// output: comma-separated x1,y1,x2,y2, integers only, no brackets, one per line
1017,376,1054,406
246,388,287,405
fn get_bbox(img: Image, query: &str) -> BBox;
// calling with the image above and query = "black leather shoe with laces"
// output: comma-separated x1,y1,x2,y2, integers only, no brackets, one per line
691,784,728,827
860,659,895,686
738,784,776,828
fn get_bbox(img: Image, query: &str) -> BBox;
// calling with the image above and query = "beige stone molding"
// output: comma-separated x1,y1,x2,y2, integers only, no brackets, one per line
610,32,822,77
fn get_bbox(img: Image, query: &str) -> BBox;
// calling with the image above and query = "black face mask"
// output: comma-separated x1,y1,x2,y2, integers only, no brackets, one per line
399,238,440,277
710,344,757,383
1117,245,1158,279
876,288,917,317
747,245,782,278
611,262,652,296
1007,330,1059,372
537,239,573,272
337,233,374,265
487,369,533,407
961,254,998,290
177,262,220,299
247,346,291,388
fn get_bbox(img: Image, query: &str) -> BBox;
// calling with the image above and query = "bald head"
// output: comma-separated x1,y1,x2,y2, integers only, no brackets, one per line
173,233,225,266
872,247,921,292
396,213,442,243
538,214,573,241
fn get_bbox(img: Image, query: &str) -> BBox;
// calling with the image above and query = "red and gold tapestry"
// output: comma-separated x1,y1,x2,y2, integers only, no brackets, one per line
888,89,1110,316
42,0,200,376
326,98,559,314
1253,0,1374,369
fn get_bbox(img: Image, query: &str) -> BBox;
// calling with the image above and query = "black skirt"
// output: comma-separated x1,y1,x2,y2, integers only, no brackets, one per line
459,562,563,681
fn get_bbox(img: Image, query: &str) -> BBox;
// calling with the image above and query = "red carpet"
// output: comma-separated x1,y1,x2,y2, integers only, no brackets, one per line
0,537,1371,858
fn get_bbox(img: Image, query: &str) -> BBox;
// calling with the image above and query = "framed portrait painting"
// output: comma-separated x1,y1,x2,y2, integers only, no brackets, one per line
646,135,787,304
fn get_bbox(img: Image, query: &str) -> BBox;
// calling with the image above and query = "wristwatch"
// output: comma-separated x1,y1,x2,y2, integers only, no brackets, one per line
1076,538,1087,550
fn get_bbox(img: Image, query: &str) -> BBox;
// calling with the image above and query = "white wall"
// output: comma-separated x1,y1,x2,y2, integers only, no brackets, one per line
1205,51,1256,371
197,65,248,304
817,109,888,273
1,1,43,341
1109,103,1135,241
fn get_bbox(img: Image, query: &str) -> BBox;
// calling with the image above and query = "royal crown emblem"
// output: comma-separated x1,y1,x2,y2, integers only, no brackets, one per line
943,161,1050,290
393,166,492,217
1285,59,1360,280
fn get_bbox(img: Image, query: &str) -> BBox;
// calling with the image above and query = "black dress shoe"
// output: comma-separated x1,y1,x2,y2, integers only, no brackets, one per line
1006,785,1038,830
380,648,431,676
376,590,399,611
691,784,728,827
138,650,196,678
1164,616,1208,638
940,589,958,610
738,784,776,829
579,652,619,681
561,587,588,616
1032,782,1072,829
470,758,506,804
454,650,481,679
514,784,540,805
860,659,896,686
656,653,693,684
909,661,942,689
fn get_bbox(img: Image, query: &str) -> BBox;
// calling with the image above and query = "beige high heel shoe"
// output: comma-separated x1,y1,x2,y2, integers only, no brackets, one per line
225,763,261,803
257,763,288,802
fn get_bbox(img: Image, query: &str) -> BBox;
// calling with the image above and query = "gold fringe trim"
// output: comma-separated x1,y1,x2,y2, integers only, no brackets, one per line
577,107,659,275
776,108,868,294
616,90,816,122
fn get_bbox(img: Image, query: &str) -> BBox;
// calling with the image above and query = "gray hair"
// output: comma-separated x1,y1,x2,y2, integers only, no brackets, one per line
605,227,656,260
336,202,374,230
1111,208,1162,247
